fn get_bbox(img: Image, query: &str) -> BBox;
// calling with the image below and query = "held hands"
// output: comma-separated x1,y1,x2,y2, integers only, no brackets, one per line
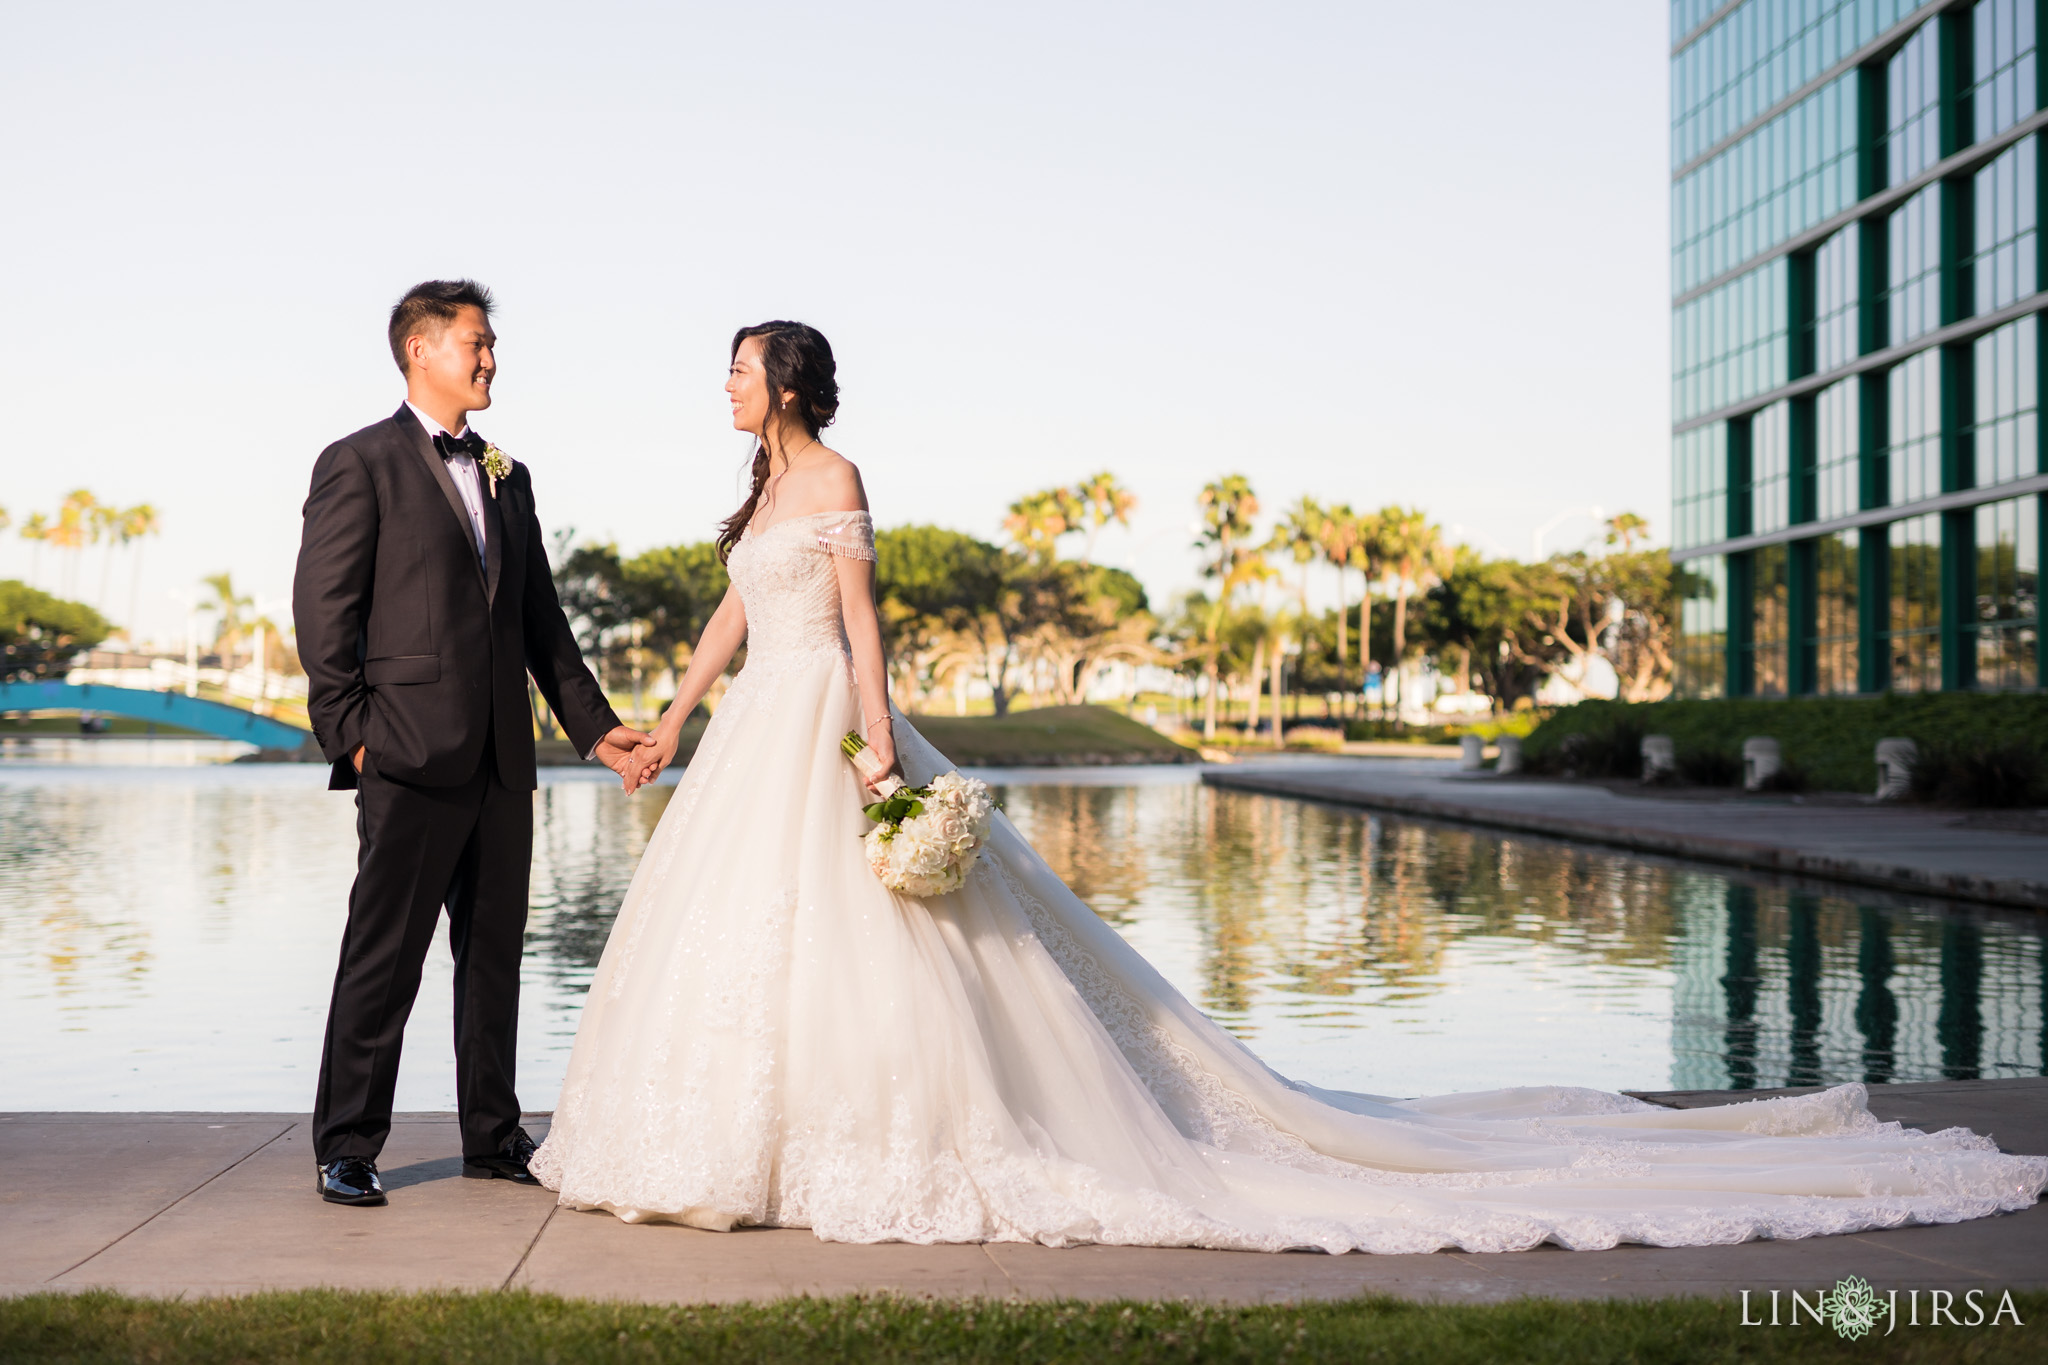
630,727,682,790
593,725,659,793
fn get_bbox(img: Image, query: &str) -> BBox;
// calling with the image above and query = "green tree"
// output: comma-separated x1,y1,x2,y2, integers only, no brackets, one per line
621,541,730,673
1027,560,1154,705
1424,550,1569,711
874,524,1007,707
0,580,110,680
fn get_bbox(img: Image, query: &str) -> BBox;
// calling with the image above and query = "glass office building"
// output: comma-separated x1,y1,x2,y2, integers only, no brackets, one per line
1672,0,2045,696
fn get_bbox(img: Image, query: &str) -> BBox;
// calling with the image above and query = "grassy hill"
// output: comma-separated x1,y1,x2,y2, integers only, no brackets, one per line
538,705,1196,770
907,704,1199,766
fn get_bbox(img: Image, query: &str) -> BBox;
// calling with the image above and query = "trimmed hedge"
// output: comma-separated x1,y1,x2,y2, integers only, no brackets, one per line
1523,693,2048,794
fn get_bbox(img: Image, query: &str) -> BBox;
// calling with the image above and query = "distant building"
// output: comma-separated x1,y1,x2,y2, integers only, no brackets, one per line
1671,0,2044,696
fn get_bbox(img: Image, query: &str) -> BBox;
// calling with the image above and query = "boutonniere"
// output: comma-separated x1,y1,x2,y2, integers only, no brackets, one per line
480,443,512,497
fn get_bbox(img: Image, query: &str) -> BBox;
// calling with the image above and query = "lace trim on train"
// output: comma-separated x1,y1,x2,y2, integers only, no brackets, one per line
982,846,2043,1200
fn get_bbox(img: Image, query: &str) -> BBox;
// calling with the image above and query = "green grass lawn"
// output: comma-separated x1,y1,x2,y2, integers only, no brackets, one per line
538,706,1196,771
3,1289,2039,1364
904,704,1198,766
0,713,210,737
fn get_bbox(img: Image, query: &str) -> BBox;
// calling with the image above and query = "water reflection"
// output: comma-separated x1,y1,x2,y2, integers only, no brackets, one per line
0,761,2042,1109
994,781,2046,1096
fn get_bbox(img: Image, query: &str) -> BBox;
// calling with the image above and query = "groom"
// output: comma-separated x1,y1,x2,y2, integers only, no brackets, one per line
293,279,651,1206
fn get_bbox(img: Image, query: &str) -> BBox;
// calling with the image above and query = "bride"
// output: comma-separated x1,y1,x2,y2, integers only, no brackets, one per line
531,321,2046,1252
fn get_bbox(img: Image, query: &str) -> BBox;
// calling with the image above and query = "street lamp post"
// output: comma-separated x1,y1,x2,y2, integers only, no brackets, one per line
1530,505,1605,560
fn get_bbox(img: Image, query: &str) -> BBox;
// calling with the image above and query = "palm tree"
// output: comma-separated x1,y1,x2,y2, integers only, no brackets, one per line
122,505,162,638
1267,496,1325,625
1073,472,1138,564
51,490,99,598
92,503,123,615
1348,506,1396,711
201,571,254,669
1003,486,1083,564
20,512,50,588
1194,475,1263,740
1313,503,1360,668
1605,511,1652,552
1374,506,1450,720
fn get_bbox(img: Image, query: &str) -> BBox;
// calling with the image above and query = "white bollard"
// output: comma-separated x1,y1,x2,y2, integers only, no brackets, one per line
1459,734,1485,771
1742,737,1781,792
1496,734,1523,774
1875,737,1919,801
1640,734,1676,783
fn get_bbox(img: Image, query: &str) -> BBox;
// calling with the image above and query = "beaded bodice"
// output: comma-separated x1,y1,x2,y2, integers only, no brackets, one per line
727,510,876,659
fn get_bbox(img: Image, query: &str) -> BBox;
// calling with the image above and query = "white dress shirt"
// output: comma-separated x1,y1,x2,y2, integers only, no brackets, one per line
407,402,489,563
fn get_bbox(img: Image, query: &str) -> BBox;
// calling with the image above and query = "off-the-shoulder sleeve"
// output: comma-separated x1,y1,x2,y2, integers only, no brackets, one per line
811,511,876,562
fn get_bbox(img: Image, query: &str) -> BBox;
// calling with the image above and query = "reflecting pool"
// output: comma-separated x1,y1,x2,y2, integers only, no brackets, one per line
1,757,2041,1110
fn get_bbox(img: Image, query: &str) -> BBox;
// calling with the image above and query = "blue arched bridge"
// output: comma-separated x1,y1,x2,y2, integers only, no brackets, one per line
0,681,315,751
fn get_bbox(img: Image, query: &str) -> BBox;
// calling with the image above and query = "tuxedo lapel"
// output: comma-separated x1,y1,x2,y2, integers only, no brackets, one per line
394,403,487,592
482,477,505,602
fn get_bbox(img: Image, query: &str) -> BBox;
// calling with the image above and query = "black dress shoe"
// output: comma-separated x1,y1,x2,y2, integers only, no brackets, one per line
317,1156,387,1206
463,1125,542,1185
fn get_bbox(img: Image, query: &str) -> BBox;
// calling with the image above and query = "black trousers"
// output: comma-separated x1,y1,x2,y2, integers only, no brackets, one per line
312,751,532,1163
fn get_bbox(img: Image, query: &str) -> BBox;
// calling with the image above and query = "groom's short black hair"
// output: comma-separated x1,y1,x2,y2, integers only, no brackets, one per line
388,279,496,374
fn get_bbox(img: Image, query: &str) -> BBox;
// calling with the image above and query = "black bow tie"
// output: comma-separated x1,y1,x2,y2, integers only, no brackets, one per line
433,431,486,461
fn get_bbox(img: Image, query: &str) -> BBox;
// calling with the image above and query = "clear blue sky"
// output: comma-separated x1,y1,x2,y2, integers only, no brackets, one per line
0,0,1669,645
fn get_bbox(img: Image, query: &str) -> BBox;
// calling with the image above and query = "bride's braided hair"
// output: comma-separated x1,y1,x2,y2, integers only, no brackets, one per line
716,321,840,563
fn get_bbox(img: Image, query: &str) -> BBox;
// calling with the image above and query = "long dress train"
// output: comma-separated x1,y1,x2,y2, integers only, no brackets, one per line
531,509,2047,1252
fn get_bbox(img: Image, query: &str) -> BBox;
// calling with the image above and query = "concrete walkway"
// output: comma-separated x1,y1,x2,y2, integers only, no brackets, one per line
1204,760,2048,909
4,1080,2042,1305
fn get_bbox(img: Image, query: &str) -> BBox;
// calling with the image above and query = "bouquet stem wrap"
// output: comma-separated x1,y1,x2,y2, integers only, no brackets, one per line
842,730,994,897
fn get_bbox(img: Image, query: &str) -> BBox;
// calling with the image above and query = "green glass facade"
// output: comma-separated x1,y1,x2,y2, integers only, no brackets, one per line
1673,0,2046,698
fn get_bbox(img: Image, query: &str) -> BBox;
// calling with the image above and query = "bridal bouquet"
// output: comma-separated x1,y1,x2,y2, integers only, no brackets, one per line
841,731,995,897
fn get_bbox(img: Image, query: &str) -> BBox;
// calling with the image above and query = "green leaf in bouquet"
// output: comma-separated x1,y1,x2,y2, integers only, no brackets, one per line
861,790,928,825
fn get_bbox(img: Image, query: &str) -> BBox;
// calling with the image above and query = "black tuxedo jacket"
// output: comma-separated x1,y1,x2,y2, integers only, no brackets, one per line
292,404,619,791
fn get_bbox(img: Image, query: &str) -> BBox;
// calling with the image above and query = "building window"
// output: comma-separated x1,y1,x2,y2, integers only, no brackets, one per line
1672,75,1861,297
1972,496,2041,689
1748,544,1792,697
1672,0,1920,169
1677,554,1726,699
1813,532,1862,695
1887,185,1943,346
1886,513,1944,691
1973,315,2040,487
1887,348,1944,505
1673,259,1791,423
1810,226,1860,373
1972,136,2038,315
1814,377,1861,521
1673,423,1730,552
1749,401,1793,535
1972,0,2039,144
1889,20,1943,187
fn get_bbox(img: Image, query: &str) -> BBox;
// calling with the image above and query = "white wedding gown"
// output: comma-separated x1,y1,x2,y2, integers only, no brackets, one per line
532,509,2047,1252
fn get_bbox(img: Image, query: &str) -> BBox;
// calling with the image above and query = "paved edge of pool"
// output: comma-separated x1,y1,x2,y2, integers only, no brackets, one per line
1201,766,2048,911
2,1080,2042,1303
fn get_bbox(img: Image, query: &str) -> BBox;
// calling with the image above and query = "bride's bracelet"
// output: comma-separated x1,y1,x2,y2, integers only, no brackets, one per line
866,716,892,735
